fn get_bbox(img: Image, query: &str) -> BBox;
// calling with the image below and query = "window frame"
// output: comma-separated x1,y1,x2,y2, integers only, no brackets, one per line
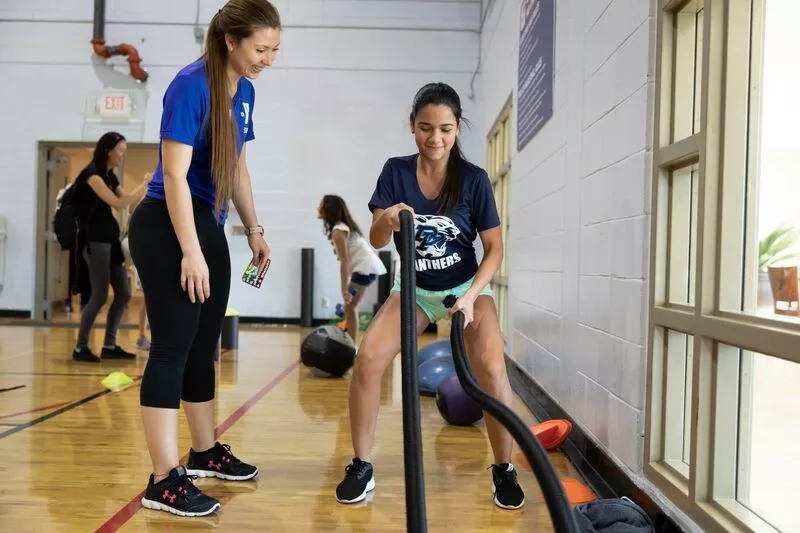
486,95,513,339
647,1,800,532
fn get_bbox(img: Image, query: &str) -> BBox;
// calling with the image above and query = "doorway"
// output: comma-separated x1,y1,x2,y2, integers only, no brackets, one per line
34,141,159,327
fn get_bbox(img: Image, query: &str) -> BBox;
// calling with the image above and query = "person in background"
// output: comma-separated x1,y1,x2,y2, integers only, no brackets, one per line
121,182,152,351
70,131,150,363
135,272,150,350
318,194,387,342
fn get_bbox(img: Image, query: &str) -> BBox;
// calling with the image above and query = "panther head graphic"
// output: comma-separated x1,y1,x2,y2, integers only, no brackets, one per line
414,215,460,258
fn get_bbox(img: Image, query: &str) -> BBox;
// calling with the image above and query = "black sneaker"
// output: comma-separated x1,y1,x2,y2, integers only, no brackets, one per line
491,463,525,509
72,346,100,363
335,458,375,504
101,345,136,359
141,465,220,517
186,442,258,481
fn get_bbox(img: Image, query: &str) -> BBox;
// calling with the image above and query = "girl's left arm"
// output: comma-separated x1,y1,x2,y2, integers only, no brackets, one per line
233,145,271,273
233,145,259,229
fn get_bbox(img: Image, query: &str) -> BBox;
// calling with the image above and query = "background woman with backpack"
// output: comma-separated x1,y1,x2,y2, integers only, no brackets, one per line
67,131,150,362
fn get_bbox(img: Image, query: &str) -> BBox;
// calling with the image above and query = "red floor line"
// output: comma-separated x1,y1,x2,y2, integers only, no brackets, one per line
95,360,300,533
0,400,70,420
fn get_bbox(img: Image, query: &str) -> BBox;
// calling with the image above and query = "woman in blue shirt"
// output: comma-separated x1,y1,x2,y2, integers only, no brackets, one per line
127,0,279,517
335,83,525,510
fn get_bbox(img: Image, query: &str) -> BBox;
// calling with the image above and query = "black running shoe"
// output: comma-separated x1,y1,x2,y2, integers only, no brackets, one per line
101,345,136,359
141,466,220,517
336,458,375,504
186,442,258,481
491,463,525,509
72,346,100,363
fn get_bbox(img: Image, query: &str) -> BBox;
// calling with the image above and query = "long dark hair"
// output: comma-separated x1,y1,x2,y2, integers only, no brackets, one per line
409,82,467,214
204,0,281,215
91,131,125,173
320,195,363,239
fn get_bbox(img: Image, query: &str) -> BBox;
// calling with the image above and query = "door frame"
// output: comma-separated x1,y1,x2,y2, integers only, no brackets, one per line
33,140,160,321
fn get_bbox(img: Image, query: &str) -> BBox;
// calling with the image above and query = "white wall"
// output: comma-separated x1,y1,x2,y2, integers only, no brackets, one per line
0,0,482,319
477,0,699,530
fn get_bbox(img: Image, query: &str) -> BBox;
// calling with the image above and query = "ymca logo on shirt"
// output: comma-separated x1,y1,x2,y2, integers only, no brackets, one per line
241,102,250,135
414,215,462,271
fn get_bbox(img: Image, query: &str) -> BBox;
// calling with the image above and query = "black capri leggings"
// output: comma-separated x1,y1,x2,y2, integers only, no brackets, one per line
128,197,231,409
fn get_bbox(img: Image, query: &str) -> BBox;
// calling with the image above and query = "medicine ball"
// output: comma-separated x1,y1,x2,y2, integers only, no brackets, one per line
418,339,452,366
435,373,483,426
300,325,356,378
418,354,455,396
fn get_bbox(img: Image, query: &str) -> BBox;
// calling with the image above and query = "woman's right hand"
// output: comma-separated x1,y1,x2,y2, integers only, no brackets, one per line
181,250,210,303
385,203,416,231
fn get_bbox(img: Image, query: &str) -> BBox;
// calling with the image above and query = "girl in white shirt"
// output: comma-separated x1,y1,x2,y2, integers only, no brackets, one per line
318,194,387,341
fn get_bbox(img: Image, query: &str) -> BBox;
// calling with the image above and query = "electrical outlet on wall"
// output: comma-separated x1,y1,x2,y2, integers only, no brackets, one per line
321,297,330,308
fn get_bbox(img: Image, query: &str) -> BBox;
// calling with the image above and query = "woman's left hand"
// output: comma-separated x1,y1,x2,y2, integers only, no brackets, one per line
448,292,476,327
248,233,271,275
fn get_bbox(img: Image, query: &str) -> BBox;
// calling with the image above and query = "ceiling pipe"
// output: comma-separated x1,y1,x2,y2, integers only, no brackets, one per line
91,0,149,82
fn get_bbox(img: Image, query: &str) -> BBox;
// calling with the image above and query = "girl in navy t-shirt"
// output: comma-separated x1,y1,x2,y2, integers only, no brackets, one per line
127,0,280,518
335,82,526,510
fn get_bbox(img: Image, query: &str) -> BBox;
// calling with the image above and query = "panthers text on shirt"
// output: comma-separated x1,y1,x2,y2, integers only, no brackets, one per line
415,253,462,271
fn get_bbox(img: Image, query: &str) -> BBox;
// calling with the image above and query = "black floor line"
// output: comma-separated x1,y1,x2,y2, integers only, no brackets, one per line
0,385,26,393
0,378,142,441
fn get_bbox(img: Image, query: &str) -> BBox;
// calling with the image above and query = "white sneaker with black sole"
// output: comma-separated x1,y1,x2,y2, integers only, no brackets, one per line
141,466,220,517
336,458,376,503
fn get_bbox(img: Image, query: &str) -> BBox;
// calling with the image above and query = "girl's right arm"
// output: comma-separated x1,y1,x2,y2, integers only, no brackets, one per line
369,203,415,249
161,139,208,304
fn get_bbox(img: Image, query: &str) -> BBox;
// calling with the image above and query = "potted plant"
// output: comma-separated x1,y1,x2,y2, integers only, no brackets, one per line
758,225,800,308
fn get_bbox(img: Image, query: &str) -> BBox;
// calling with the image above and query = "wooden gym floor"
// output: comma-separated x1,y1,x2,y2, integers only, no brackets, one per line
0,324,589,532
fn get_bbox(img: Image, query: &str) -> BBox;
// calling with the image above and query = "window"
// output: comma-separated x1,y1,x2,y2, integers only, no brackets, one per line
486,97,512,338
647,1,800,532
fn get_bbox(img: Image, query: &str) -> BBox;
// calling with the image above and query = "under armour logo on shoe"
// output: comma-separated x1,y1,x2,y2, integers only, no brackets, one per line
209,460,222,470
162,490,177,503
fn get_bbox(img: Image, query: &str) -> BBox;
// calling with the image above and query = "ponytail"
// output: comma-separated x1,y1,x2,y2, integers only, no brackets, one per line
205,12,239,216
438,139,463,214
202,0,282,216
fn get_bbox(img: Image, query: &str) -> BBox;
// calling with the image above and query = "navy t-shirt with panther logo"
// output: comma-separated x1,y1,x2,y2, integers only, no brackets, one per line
368,153,501,291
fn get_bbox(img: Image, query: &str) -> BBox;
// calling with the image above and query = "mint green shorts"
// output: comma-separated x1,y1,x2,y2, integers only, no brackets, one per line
390,273,494,323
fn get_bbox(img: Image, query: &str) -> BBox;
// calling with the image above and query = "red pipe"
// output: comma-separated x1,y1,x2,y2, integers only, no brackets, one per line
92,38,149,82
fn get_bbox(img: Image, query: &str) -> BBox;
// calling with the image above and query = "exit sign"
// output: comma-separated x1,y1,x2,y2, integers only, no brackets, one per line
98,91,132,119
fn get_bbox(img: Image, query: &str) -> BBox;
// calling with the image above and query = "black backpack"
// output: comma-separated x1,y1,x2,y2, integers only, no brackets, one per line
52,178,98,252
52,182,80,251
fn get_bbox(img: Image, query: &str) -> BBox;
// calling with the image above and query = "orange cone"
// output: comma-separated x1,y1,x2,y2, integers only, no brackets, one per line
549,477,596,505
533,419,572,450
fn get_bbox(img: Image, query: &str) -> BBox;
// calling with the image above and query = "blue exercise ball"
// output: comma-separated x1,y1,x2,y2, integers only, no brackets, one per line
418,339,452,366
419,354,455,397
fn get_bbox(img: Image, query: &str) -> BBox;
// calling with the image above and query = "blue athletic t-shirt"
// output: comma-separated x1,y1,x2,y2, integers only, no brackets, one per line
147,59,256,224
368,154,501,291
